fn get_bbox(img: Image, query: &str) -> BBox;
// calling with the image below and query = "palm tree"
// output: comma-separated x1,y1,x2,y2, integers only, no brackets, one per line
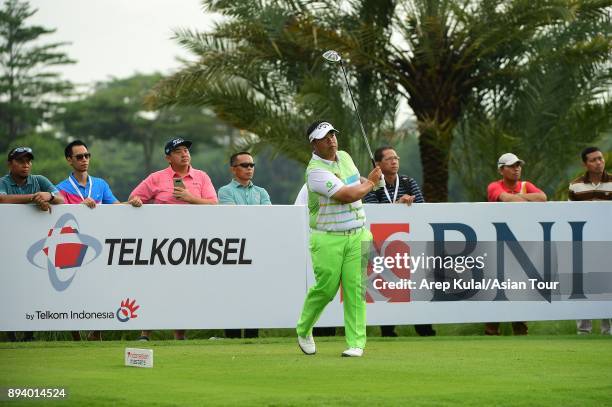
316,0,611,201
449,2,612,201
149,0,611,202
147,0,399,170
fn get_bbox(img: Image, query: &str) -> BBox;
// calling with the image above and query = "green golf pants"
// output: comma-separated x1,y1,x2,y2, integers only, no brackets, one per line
297,228,371,349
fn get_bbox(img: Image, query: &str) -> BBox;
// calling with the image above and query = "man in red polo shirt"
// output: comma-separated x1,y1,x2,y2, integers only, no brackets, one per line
486,152,547,336
487,153,547,203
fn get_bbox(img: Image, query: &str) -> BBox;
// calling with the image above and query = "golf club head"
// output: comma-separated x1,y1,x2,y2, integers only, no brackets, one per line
322,50,341,63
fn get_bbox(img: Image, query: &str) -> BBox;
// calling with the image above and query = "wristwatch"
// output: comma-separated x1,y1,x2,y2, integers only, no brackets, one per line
47,191,56,202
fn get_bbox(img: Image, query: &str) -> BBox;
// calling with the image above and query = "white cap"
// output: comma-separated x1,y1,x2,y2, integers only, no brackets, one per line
308,122,339,142
497,153,525,168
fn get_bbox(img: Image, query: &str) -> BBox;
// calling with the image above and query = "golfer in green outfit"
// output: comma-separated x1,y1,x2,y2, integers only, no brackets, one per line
297,120,382,357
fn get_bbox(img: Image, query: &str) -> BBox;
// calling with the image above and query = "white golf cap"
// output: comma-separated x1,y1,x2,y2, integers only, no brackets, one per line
308,122,339,142
497,152,525,168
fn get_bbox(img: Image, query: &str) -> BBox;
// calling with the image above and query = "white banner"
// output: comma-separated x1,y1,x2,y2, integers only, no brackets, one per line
0,201,610,331
1,204,308,331
318,201,612,327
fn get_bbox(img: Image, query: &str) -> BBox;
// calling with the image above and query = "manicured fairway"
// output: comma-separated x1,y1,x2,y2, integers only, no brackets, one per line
1,336,611,406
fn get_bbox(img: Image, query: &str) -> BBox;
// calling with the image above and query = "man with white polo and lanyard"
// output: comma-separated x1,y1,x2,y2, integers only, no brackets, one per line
56,139,121,341
296,120,382,357
363,145,436,338
1,146,64,342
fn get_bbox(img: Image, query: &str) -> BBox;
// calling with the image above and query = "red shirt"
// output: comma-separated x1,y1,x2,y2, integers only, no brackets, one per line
130,166,217,204
487,180,543,202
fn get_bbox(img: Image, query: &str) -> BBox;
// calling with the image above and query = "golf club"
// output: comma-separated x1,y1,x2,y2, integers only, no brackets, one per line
322,50,376,168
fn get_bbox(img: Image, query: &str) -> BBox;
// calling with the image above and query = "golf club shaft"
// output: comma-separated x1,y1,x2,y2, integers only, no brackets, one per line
339,61,376,168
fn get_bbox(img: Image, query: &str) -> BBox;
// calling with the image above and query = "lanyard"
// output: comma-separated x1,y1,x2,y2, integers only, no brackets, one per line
383,174,399,203
68,174,92,201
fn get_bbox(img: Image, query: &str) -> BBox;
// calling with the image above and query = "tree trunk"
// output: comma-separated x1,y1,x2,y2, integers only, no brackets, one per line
418,127,450,203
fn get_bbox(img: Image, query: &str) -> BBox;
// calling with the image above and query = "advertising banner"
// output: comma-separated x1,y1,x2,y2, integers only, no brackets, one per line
1,201,610,330
0,204,308,331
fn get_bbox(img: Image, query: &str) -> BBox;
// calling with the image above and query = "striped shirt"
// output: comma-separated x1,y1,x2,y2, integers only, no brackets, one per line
306,151,366,231
569,171,612,201
364,174,425,204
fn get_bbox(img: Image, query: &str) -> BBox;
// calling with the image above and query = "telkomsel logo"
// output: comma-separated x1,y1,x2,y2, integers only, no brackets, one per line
26,213,102,291
367,224,411,303
116,298,139,322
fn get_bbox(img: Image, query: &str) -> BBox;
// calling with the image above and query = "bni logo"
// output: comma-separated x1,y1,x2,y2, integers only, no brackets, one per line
26,213,102,291
117,298,139,322
367,223,411,303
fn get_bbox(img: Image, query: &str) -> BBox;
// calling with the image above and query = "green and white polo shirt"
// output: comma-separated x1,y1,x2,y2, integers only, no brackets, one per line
306,151,366,232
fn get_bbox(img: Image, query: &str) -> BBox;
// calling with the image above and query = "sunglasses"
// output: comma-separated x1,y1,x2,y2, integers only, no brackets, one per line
73,153,91,160
12,147,33,154
233,163,256,168
8,147,34,161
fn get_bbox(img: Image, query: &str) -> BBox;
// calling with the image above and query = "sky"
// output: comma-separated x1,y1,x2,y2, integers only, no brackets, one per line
28,0,216,85
25,0,412,126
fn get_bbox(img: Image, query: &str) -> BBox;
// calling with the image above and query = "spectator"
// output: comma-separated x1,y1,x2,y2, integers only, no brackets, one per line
569,146,611,335
364,145,436,337
296,120,382,357
57,140,120,207
218,151,270,339
56,139,122,341
1,147,63,342
486,152,546,335
128,137,217,341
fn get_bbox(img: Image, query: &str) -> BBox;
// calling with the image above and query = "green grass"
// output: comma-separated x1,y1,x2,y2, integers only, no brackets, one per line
8,319,597,341
1,336,611,406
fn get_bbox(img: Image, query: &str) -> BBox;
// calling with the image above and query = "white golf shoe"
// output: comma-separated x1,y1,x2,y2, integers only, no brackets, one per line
298,335,316,355
341,348,363,357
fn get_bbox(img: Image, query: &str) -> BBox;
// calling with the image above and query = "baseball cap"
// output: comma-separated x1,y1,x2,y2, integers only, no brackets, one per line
164,138,192,155
308,122,339,143
8,146,34,161
497,153,524,168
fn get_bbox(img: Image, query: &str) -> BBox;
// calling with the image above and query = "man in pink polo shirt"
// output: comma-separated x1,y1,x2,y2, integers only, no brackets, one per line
128,138,217,206
128,137,218,341
485,152,547,336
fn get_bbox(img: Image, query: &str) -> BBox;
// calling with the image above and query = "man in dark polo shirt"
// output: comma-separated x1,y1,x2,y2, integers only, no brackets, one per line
569,146,611,335
0,147,63,209
364,145,435,337
1,147,63,341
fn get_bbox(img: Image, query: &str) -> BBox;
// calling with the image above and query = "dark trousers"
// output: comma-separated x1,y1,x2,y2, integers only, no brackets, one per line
313,327,336,336
380,325,398,337
6,331,33,342
485,322,528,335
380,325,437,337
415,324,436,336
